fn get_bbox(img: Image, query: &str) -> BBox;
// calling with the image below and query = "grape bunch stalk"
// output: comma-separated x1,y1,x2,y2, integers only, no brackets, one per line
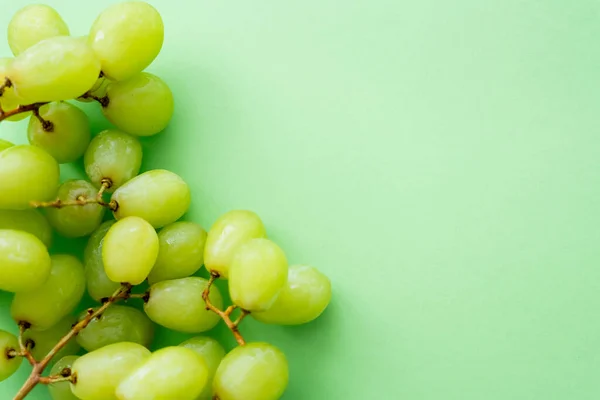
0,2,332,400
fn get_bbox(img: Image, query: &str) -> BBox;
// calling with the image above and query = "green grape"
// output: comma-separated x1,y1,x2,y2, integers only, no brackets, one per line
44,180,105,238
0,230,51,292
0,57,30,121
147,221,207,285
111,169,191,228
228,238,288,312
213,343,289,400
0,330,22,382
180,336,226,400
71,342,150,400
0,209,52,247
8,4,69,56
205,210,266,279
0,145,59,210
102,216,159,285
27,102,91,164
83,129,142,192
11,254,85,330
102,73,174,136
49,355,79,400
0,139,14,151
83,221,121,302
116,346,208,400
8,36,100,102
77,76,109,103
22,315,80,361
88,2,163,81
144,277,222,333
76,305,154,352
252,265,332,325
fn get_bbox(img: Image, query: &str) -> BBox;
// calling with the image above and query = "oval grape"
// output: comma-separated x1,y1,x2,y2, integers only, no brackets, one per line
0,230,51,292
83,221,121,302
48,355,79,400
0,209,52,247
180,336,226,400
8,4,69,56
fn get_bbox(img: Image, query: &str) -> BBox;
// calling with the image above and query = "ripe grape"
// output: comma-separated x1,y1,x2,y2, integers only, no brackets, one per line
144,277,223,333
70,342,150,400
213,342,289,400
83,129,142,192
180,336,226,400
147,221,207,284
22,315,80,361
0,330,22,382
0,138,14,151
48,355,79,400
27,102,91,164
116,346,208,400
83,221,121,302
228,238,288,312
102,216,159,285
205,210,266,278
111,169,191,228
8,4,69,56
0,58,30,121
0,209,52,247
0,230,51,292
11,254,85,330
102,72,174,136
44,180,105,238
88,2,163,81
0,145,59,210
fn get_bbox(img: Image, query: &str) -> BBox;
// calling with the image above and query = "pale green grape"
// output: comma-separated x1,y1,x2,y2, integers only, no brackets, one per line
83,129,142,192
116,346,208,400
0,209,52,247
0,57,30,121
76,305,154,352
180,336,226,400
252,265,331,325
49,355,79,400
144,277,222,333
11,254,85,330
8,36,100,102
8,4,69,56
229,238,288,312
102,73,174,136
88,2,163,81
45,180,105,238
83,221,121,301
213,343,289,400
0,330,22,382
0,230,51,292
22,315,80,361
27,102,91,164
71,342,150,400
102,216,159,285
205,210,266,278
0,139,14,151
0,145,59,210
112,170,191,228
147,221,207,284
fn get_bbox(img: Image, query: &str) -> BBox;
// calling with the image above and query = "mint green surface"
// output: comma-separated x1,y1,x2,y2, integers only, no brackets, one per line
1,1,600,399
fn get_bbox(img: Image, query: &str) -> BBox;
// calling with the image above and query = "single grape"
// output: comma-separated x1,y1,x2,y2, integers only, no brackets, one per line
44,180,105,238
83,221,121,302
8,36,100,102
0,209,52,247
49,355,79,400
0,139,14,151
180,336,226,400
27,102,91,164
144,277,222,333
0,145,59,210
7,4,69,56
213,343,289,400
22,315,81,361
83,129,142,192
76,305,154,352
102,73,174,136
88,2,163,81
111,169,191,228
229,238,288,312
205,210,266,278
0,330,22,382
102,216,159,285
70,342,150,400
0,58,30,121
252,265,332,325
147,221,207,285
0,230,51,292
11,254,85,330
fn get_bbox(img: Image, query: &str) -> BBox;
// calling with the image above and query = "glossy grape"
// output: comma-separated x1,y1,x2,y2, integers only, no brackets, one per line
83,221,121,301
48,355,79,400
0,209,52,247
0,330,22,382
0,230,51,292
8,4,69,56
22,315,81,360
0,139,14,151
180,336,226,400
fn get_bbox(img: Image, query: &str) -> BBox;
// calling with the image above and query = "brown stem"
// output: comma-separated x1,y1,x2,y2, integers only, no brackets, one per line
17,323,36,366
32,108,54,132
38,375,73,385
0,77,12,97
30,195,118,212
96,179,112,203
79,91,109,107
0,102,48,123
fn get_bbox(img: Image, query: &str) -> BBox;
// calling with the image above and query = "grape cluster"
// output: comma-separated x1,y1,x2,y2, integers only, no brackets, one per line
0,2,332,400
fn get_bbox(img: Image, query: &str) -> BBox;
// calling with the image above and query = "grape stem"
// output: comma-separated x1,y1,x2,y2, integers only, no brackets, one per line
12,284,132,400
0,102,49,123
79,91,109,107
0,77,12,97
16,323,36,366
30,191,118,212
32,108,54,132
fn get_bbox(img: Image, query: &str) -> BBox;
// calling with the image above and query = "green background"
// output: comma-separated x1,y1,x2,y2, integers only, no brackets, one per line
1,0,600,399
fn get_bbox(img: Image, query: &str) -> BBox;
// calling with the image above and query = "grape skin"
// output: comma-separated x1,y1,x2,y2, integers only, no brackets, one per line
180,336,226,400
83,220,121,302
0,230,51,293
0,209,52,248
8,4,69,56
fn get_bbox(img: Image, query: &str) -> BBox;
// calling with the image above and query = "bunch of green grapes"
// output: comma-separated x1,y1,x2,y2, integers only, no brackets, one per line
0,2,332,400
